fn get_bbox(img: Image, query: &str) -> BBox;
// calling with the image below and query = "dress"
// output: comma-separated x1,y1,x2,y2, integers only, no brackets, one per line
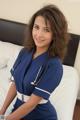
10,48,63,120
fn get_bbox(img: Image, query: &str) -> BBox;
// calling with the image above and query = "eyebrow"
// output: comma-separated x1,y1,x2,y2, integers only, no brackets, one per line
34,23,50,29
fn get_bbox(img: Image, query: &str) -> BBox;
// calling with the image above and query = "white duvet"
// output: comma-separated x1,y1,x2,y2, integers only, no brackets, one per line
0,67,15,114
0,67,9,103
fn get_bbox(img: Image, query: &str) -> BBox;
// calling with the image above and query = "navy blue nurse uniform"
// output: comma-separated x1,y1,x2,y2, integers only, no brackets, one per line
10,48,63,120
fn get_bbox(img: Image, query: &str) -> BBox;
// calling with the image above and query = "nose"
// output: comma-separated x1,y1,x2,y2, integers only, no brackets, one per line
37,29,43,38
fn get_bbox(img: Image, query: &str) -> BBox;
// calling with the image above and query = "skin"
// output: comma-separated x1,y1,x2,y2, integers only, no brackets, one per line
0,16,53,120
32,16,53,59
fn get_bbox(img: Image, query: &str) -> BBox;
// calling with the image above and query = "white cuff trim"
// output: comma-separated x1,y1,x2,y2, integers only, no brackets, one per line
11,76,14,80
9,75,14,82
35,87,50,95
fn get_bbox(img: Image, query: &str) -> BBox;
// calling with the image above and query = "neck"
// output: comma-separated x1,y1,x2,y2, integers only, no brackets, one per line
33,47,48,59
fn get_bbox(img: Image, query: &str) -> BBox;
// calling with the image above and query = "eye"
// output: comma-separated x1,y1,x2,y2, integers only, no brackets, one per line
33,25,39,30
44,28,50,32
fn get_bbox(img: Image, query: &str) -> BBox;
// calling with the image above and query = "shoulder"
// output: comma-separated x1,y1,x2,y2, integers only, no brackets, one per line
18,47,30,59
47,57,63,78
19,47,28,55
11,48,30,70
48,57,63,69
48,57,63,85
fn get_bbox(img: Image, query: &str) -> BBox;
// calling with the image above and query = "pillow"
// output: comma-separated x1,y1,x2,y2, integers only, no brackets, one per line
0,40,23,72
0,57,8,69
7,51,20,73
74,41,80,98
7,47,23,78
74,41,80,76
50,65,79,120
0,41,23,59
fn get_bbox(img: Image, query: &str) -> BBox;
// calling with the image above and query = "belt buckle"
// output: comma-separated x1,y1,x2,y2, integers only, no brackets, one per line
22,94,24,101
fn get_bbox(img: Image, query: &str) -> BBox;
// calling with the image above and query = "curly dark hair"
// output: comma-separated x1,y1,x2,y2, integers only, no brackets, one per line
24,4,70,61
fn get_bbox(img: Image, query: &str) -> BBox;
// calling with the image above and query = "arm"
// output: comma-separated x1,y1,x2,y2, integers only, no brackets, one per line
5,94,42,120
0,82,17,114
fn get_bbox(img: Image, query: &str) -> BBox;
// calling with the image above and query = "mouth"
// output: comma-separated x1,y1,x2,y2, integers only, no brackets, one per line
36,39,45,42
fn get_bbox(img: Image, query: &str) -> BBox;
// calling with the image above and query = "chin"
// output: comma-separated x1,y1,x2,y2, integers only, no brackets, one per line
35,43,44,47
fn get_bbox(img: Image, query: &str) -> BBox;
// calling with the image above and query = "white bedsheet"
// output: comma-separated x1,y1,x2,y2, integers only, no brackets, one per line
0,67,14,114
0,67,9,100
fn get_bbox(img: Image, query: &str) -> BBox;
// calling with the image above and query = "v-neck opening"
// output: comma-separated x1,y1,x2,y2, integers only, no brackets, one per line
32,51,48,61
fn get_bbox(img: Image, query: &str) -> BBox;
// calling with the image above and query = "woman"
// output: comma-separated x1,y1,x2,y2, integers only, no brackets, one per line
0,4,69,120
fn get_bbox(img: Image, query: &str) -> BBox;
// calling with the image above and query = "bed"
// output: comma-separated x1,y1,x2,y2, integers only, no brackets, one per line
0,18,80,120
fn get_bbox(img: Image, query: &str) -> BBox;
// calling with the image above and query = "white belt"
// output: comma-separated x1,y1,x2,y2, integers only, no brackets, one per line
17,91,48,104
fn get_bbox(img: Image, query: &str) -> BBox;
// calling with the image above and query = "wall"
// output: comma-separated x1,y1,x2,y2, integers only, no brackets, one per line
0,0,80,34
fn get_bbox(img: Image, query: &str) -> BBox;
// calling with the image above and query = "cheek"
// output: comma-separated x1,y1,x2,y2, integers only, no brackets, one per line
32,29,36,38
32,30,35,40
46,34,52,43
32,29,34,37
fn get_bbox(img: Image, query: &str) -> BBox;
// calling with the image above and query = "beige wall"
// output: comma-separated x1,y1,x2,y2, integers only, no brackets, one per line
0,0,80,34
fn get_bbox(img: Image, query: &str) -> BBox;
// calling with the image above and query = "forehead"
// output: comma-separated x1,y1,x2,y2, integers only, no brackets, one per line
34,16,51,28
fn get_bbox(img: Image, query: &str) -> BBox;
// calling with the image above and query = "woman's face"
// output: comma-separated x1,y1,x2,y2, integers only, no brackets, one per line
32,16,52,50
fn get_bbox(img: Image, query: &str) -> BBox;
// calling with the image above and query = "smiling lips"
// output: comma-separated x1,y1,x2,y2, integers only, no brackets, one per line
36,38,45,42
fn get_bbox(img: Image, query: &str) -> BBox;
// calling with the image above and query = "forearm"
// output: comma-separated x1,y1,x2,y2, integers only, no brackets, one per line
5,94,42,120
5,101,35,120
0,82,17,114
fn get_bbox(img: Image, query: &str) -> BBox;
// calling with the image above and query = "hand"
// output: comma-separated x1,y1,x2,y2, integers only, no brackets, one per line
0,109,5,115
4,115,22,120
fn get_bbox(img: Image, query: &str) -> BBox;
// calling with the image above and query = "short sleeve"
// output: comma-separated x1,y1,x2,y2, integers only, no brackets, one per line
10,48,25,82
33,58,63,100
